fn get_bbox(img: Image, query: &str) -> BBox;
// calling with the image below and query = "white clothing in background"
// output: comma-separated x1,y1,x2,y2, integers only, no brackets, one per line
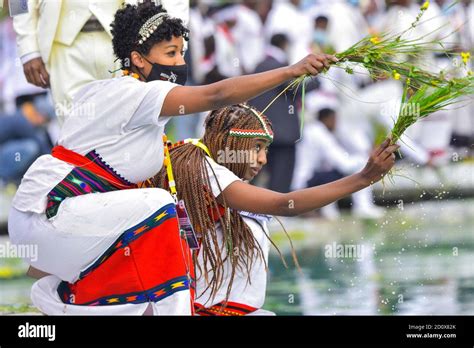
233,4,265,73
0,18,44,114
337,80,430,165
292,120,366,191
326,0,369,53
265,1,312,64
292,120,379,213
214,24,241,78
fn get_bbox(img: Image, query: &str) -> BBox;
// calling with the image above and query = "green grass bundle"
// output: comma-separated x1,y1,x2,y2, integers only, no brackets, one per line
332,1,462,87
260,1,473,143
391,75,474,144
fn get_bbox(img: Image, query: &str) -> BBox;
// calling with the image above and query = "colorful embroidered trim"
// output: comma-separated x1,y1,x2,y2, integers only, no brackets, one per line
229,104,274,142
57,203,195,307
84,150,133,186
78,203,176,280
46,149,136,219
194,301,258,316
228,128,273,139
58,276,191,306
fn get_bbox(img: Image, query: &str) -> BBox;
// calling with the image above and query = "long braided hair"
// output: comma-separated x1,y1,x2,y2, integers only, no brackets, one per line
151,103,273,304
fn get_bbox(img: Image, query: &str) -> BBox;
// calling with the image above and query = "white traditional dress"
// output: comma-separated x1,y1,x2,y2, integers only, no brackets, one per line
193,158,275,316
8,76,195,315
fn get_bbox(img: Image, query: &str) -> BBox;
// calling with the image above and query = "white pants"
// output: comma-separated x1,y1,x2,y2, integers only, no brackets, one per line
8,188,193,315
48,31,120,126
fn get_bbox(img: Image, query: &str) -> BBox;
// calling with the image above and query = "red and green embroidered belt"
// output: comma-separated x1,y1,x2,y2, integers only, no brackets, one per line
47,145,195,309
46,145,137,219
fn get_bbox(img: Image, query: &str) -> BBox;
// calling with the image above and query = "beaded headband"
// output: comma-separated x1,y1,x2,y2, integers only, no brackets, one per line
138,12,168,45
229,105,274,142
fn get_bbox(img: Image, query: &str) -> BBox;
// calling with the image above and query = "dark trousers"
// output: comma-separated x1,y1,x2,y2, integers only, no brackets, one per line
265,144,295,193
307,169,344,188
0,112,51,182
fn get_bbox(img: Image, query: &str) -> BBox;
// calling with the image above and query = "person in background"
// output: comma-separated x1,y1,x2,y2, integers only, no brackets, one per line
360,0,386,32
232,0,265,74
250,33,300,193
254,0,273,27
0,16,45,114
0,94,55,184
265,0,313,64
436,0,474,155
323,0,369,53
311,14,334,54
0,16,56,185
212,5,242,78
251,32,321,193
292,108,386,219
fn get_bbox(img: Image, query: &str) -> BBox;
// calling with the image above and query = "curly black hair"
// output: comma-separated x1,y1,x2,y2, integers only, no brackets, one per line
111,0,189,69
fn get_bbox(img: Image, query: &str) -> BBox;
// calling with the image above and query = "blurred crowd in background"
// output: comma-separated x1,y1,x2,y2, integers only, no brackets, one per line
0,0,473,219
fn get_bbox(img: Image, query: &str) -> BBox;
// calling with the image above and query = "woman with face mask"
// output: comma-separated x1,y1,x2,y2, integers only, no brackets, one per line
8,1,336,316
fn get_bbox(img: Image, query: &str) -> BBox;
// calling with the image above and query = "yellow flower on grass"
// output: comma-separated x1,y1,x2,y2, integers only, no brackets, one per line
0,267,13,278
468,70,473,76
420,1,429,11
461,52,471,65
392,70,401,80
370,36,381,44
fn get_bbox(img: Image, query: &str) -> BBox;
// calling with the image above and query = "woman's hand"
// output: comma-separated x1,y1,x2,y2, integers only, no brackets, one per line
360,138,400,185
161,54,337,116
288,53,338,78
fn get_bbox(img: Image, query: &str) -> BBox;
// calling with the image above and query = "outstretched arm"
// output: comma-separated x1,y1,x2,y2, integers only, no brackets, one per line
160,53,336,116
219,139,399,216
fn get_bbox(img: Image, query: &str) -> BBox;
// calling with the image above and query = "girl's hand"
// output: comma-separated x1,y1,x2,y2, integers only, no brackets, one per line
360,138,400,185
288,53,338,78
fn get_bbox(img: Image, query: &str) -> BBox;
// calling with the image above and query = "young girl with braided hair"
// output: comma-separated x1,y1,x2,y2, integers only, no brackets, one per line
149,103,400,315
